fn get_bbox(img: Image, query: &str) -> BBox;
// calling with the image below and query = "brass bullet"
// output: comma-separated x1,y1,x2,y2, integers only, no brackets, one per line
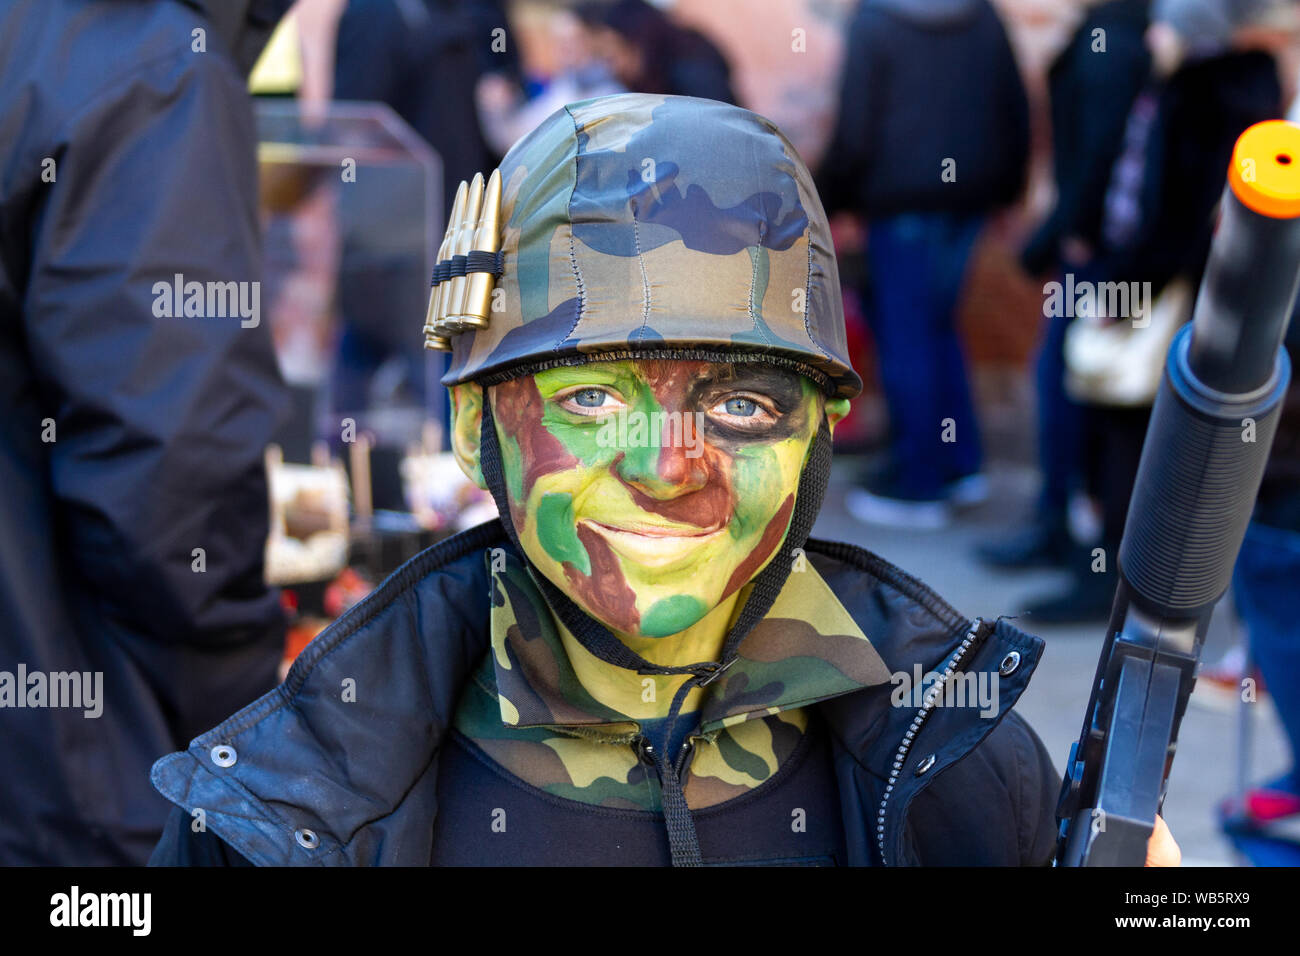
424,180,466,341
441,172,484,333
454,167,502,330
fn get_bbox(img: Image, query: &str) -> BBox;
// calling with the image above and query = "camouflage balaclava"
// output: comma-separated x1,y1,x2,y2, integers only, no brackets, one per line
429,93,861,865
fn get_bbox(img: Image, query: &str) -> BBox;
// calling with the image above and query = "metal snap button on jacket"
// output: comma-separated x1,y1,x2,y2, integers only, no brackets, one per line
210,745,237,768
294,828,319,849
999,651,1021,676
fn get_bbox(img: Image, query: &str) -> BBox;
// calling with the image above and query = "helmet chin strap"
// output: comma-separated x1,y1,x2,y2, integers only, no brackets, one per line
477,392,834,678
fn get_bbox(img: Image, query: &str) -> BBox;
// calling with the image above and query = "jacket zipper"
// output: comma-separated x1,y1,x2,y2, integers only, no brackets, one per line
876,617,985,865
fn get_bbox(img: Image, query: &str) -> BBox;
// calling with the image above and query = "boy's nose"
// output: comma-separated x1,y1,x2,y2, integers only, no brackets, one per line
613,418,709,499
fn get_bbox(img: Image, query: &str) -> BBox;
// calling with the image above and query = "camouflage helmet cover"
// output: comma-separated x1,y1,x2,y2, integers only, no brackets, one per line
438,93,862,399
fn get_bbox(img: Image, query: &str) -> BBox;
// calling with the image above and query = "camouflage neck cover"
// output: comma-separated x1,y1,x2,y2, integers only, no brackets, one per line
441,93,863,400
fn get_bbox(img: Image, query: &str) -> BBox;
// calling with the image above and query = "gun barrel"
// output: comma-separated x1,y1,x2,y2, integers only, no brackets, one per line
1189,122,1300,394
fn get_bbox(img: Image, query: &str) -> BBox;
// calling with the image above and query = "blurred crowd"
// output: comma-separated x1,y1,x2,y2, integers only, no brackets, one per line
3,0,1300,864
282,0,1300,863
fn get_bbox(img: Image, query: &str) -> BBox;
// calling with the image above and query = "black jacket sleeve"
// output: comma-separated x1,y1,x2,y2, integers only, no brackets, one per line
1022,27,1151,274
815,6,877,215
991,14,1031,211
1006,709,1063,866
24,44,289,656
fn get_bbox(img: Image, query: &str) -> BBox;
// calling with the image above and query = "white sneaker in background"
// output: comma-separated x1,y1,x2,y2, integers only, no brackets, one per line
945,472,990,508
846,487,952,530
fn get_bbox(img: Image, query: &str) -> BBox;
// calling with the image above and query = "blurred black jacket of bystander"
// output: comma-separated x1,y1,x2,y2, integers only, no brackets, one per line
818,0,1029,218
0,0,291,863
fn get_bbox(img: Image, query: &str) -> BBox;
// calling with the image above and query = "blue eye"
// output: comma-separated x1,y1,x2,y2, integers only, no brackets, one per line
573,388,607,407
724,397,758,416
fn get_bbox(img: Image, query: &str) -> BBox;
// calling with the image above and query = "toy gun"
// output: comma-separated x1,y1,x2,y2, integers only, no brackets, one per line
1057,121,1300,866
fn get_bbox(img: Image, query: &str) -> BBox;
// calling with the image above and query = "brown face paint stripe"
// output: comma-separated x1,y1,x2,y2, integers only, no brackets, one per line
490,376,581,499
616,474,733,528
565,521,641,634
612,449,735,528
723,492,795,597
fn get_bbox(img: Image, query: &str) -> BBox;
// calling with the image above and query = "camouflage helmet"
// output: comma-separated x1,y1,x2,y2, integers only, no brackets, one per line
425,93,862,400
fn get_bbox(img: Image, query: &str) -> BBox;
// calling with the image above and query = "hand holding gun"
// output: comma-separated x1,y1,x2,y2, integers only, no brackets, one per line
1057,121,1300,866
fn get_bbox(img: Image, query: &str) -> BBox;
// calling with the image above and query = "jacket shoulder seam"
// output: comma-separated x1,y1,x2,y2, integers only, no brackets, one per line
803,536,969,632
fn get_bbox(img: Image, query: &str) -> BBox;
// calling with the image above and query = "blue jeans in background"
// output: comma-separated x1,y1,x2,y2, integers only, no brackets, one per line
1233,520,1300,794
864,212,984,500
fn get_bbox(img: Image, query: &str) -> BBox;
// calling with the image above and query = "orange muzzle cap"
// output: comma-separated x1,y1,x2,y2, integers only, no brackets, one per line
1230,120,1300,219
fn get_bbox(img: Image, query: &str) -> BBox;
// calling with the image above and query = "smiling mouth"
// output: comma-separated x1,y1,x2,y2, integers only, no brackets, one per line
582,519,726,566
590,520,723,538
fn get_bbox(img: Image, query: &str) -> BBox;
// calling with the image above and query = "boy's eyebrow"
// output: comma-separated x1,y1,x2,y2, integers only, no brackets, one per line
533,361,639,393
532,360,808,406
692,364,805,402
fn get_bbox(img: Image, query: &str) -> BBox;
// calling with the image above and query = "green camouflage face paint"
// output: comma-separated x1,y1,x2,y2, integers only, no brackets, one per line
489,358,821,640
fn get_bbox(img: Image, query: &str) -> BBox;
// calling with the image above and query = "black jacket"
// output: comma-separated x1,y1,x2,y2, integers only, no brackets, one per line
0,0,290,864
333,0,501,218
1101,50,1282,296
1020,0,1151,275
818,0,1029,218
149,520,1061,866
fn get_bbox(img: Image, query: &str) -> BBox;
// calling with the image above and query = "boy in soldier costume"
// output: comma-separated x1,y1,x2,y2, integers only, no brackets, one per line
150,94,1177,866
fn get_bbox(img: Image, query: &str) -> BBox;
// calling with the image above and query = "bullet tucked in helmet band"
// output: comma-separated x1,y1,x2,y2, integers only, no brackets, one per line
424,168,504,351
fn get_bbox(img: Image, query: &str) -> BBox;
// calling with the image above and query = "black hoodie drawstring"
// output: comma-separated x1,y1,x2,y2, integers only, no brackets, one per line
655,675,707,866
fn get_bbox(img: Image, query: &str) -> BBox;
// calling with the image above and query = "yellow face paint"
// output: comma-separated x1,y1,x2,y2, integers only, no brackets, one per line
488,358,824,640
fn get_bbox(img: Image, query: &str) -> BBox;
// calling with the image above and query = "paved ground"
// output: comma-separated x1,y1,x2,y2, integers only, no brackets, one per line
814,457,1290,866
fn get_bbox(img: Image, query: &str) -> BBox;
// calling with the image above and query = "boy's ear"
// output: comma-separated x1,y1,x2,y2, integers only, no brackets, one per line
450,382,488,490
802,395,852,469
825,397,851,436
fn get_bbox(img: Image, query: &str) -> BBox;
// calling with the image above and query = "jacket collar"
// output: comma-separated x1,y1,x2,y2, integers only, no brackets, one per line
488,546,894,735
804,539,1047,864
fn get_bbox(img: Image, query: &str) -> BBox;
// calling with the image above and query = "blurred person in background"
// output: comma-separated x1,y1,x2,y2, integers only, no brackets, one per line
575,0,737,104
1220,313,1300,837
0,0,291,863
334,0,507,218
1217,45,1300,840
476,4,625,157
1020,0,1293,621
330,0,508,416
1100,0,1291,295
818,0,1029,528
979,0,1152,570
